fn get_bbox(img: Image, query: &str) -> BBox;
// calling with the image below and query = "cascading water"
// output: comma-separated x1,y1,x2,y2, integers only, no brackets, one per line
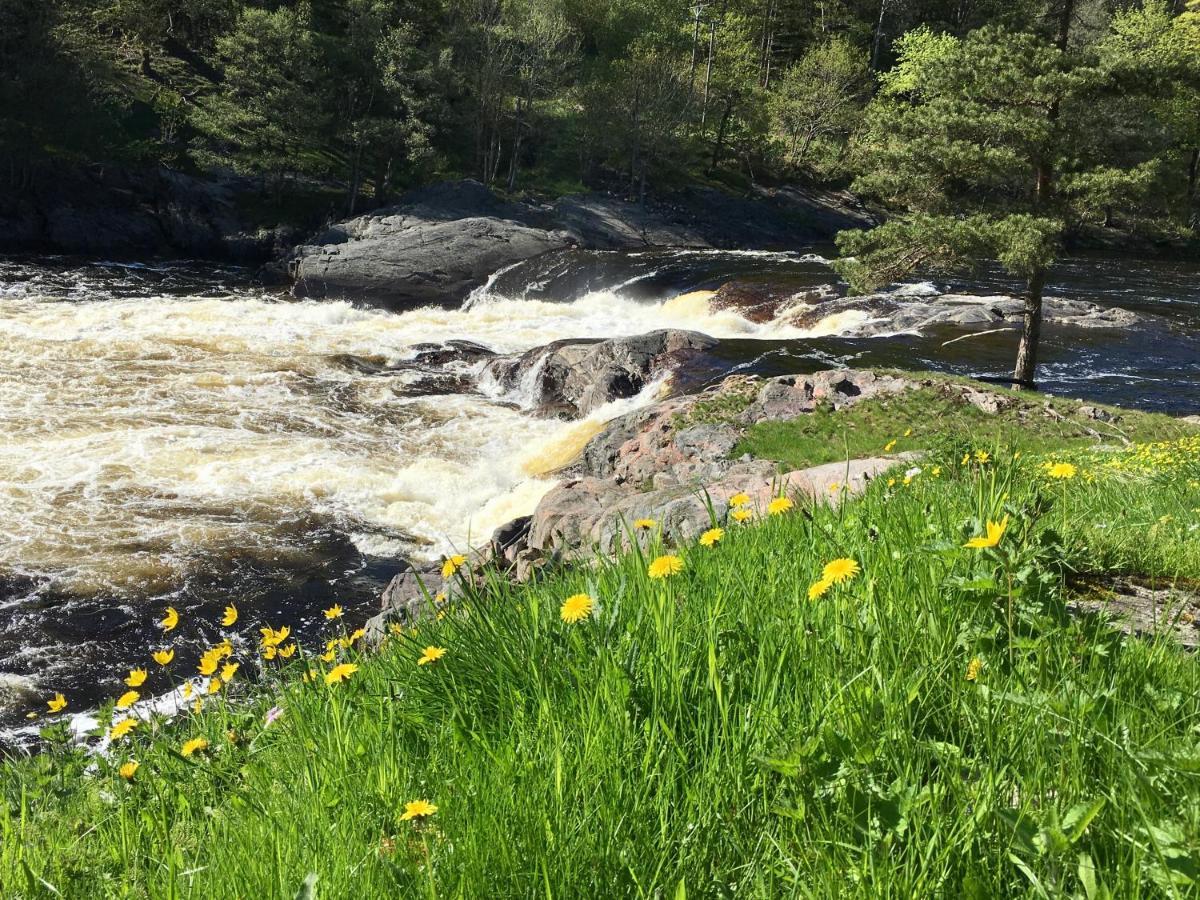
1,249,1198,741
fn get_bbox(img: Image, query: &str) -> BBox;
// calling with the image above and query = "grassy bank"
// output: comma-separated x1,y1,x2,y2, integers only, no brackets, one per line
3,428,1199,897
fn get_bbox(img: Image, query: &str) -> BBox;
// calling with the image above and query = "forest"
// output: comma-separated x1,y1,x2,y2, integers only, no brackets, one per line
2,0,1198,236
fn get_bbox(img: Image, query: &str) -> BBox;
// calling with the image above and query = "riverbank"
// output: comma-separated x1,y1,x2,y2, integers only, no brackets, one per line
4,372,1198,896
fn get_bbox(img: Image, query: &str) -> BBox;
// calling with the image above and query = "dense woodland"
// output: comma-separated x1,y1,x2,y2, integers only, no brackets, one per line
2,1,1197,227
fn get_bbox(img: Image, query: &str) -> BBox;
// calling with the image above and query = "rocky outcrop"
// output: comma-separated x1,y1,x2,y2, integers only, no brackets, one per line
481,330,720,417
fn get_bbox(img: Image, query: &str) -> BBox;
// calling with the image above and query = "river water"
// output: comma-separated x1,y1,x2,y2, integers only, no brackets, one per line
2,250,1198,740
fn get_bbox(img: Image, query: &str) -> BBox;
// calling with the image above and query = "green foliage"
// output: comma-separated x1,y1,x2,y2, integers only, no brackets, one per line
3,431,1199,895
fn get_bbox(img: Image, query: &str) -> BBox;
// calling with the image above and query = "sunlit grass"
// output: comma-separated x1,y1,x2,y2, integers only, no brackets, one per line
2,438,1199,897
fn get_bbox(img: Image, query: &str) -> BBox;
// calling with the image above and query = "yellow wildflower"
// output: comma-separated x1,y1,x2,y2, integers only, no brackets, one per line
441,554,467,578
964,515,1009,549
160,606,179,632
277,643,297,658
45,693,68,714
767,496,794,515
207,677,221,695
1047,462,1077,479
262,645,278,661
320,648,336,663
180,737,209,758
647,555,683,579
116,690,139,710
633,518,658,530
729,492,751,508
965,657,983,681
259,625,290,647
182,682,194,699
325,663,359,684
324,604,344,620
109,717,137,741
884,439,897,452
221,605,238,627
192,698,203,714
560,594,595,624
808,578,832,600
124,668,147,688
731,508,753,523
119,760,139,781
198,654,220,676
221,662,239,682
699,527,724,547
348,628,365,644
903,428,913,437
822,558,860,584
152,648,174,666
417,646,446,666
974,450,991,464
400,799,438,821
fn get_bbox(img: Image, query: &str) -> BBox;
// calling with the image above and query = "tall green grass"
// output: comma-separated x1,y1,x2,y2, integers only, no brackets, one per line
3,440,1199,898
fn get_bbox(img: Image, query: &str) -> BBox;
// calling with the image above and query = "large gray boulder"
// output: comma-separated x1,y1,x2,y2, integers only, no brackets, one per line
482,330,720,418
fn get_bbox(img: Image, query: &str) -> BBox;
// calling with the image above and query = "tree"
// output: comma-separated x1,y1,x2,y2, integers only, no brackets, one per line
834,18,1167,390
768,37,869,175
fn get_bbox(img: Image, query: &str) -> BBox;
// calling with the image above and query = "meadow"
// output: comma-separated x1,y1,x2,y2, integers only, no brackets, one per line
3,428,1199,898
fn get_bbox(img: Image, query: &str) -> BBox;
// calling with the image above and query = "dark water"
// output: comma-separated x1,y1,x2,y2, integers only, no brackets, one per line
1,249,1197,745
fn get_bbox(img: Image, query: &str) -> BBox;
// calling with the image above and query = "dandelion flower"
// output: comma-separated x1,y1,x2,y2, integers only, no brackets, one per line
262,645,278,661
441,554,467,578
152,648,174,666
647,555,683,579
400,800,438,821
180,737,209,758
808,578,833,600
932,466,942,477
903,428,913,437
207,677,221,695
198,654,219,677
974,450,991,464
964,515,1009,549
259,625,290,647
348,628,365,644
109,717,137,741
116,690,139,710
325,663,359,684
324,604,344,620
1047,462,1077,479
729,492,751,508
47,693,67,713
182,683,194,699
214,640,233,659
965,657,983,682
633,518,658,530
119,760,139,781
124,668,147,688
883,439,897,452
221,605,238,627
731,508,753,523
560,593,595,624
320,648,336,663
822,558,860,584
192,698,203,714
961,452,970,465
699,527,724,547
277,643,297,659
767,496,794,516
221,662,239,682
160,606,179,632
417,646,446,666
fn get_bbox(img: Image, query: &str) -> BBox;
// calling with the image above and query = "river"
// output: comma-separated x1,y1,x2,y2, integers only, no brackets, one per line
2,250,1198,741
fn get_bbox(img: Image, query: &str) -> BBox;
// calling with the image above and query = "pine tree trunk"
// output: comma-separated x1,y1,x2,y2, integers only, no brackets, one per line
701,22,716,128
1012,268,1045,390
1187,146,1199,230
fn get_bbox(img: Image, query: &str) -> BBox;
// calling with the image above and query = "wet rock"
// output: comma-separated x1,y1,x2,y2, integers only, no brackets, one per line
483,330,719,418
706,281,835,323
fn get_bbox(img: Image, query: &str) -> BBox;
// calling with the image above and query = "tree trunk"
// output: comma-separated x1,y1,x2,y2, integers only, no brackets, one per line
701,21,716,128
709,96,733,173
870,0,889,71
1187,145,1199,230
689,4,703,98
1012,268,1045,390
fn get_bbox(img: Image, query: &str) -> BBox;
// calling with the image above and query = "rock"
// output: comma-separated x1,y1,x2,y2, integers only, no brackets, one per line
482,330,720,418
292,214,573,310
707,282,833,323
963,389,1015,416
1069,578,1199,650
1180,415,1200,426
1076,404,1119,423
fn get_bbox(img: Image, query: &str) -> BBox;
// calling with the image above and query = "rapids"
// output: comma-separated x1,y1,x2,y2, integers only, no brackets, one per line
1,250,1198,739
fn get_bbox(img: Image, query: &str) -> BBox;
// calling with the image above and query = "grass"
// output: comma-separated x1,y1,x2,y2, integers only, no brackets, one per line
736,384,1199,472
3,432,1200,897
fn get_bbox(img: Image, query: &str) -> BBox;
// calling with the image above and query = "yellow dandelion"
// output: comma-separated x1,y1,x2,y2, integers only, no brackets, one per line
441,554,467,579
699,527,724,547
560,594,595,624
319,648,336,663
348,628,365,644
884,439,897,452
115,690,139,710
152,648,174,666
124,668,147,688
731,508,753,523
180,737,209,758
647,555,684,579
400,799,438,822
262,645,278,661
259,625,290,647
417,646,447,666
961,452,970,465
214,640,233,658
119,760,139,781
1046,462,1077,480
221,662,239,682
325,663,359,685
964,515,1009,549
207,677,222,695
191,698,203,714
729,492,751,508
974,450,991,464
767,496,794,515
822,558,860,584
807,578,833,600
932,466,942,477
903,428,913,437
324,604,344,620
221,605,238,627
182,682,194,699
277,643,297,659
965,657,983,682
633,518,658,530
109,717,137,741
160,606,179,632
47,693,67,713
198,654,219,677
